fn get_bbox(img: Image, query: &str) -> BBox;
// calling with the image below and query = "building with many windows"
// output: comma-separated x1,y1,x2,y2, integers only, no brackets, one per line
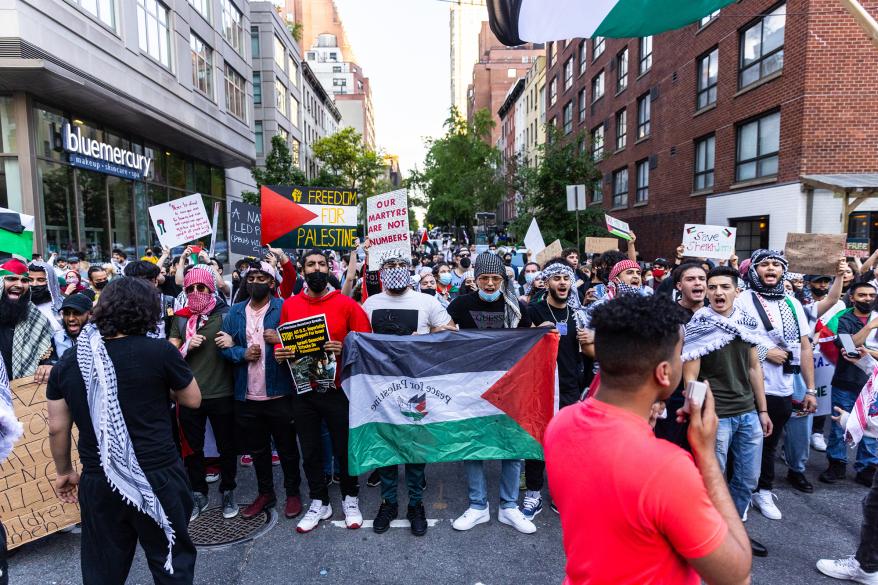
543,0,878,259
0,0,254,261
301,60,342,180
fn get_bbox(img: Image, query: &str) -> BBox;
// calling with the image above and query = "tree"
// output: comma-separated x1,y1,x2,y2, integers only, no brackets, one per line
411,107,505,239
509,125,607,247
311,127,384,194
242,135,307,205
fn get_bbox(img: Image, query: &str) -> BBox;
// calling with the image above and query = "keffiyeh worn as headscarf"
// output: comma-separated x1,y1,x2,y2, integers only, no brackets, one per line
474,252,521,328
77,324,177,573
176,265,217,357
747,249,788,300
682,306,768,362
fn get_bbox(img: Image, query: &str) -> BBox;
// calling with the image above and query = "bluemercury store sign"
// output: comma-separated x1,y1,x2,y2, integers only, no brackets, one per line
62,123,152,180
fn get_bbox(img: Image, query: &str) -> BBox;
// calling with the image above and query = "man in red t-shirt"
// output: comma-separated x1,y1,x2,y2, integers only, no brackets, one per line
274,249,372,534
544,294,751,585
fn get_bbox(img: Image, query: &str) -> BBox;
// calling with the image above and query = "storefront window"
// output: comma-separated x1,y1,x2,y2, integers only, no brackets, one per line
108,176,135,258
211,167,225,197
38,160,77,255
34,107,66,162
167,150,187,189
0,97,16,153
194,161,211,194
78,168,110,261
0,160,22,212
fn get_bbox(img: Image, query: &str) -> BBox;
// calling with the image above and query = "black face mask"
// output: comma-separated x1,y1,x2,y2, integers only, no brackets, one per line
503,257,512,266
247,282,271,301
459,257,471,269
421,288,437,296
855,301,874,314
94,281,108,290
30,285,51,305
810,287,829,299
305,271,328,293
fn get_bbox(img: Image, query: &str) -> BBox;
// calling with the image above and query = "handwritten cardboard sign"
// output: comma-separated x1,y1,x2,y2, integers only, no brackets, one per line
0,379,80,549
536,240,563,267
148,194,212,249
229,201,263,257
682,224,737,260
784,233,847,276
367,189,411,271
605,214,632,241
585,237,619,254
845,238,871,259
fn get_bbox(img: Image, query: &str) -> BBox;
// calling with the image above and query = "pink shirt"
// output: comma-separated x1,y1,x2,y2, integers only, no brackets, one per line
245,302,270,400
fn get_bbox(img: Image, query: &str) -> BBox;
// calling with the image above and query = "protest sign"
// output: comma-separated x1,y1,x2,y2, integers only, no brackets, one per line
261,185,358,250
682,224,737,260
278,314,336,394
536,240,563,267
605,214,632,241
523,218,546,255
367,189,411,271
0,380,80,549
845,238,871,259
229,201,263,257
585,237,619,254
148,194,212,249
784,233,847,276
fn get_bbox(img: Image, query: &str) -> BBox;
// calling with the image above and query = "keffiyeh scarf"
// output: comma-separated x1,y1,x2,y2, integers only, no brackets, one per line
475,252,521,328
747,249,788,300
32,261,62,312
12,304,53,379
175,266,217,357
682,306,767,362
0,356,22,461
77,324,176,574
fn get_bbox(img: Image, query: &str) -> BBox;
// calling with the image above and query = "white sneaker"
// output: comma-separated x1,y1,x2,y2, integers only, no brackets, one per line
751,490,782,520
296,500,332,533
817,556,878,584
498,507,537,534
452,506,490,531
812,433,828,452
342,495,362,529
741,503,749,523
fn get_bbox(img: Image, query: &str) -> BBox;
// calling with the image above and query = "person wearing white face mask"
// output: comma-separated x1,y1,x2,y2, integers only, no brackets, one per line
434,262,454,306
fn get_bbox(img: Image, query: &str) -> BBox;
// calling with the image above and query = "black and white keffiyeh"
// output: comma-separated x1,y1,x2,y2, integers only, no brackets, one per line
32,261,62,312
746,249,788,300
77,324,176,574
0,356,22,461
682,306,768,362
474,252,522,328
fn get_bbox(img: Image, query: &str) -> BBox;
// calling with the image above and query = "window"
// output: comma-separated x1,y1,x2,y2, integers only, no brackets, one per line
639,36,653,74
591,71,604,102
579,41,587,75
615,109,627,150
290,61,298,87
578,88,587,122
329,51,337,61
740,4,786,87
221,0,245,56
136,0,172,69
736,111,780,181
69,0,115,28
332,65,342,73
291,96,299,128
292,139,300,167
563,101,574,134
252,72,261,104
593,36,605,60
591,124,605,160
636,94,651,139
190,33,213,97
731,216,769,260
274,36,286,73
550,41,557,65
507,68,517,78
592,182,603,203
250,26,260,58
278,127,288,142
616,48,628,92
636,160,649,203
564,58,574,90
255,121,264,156
700,10,720,27
224,63,246,121
276,80,288,117
694,134,716,191
549,77,557,106
188,0,209,21
613,167,628,207
697,48,719,109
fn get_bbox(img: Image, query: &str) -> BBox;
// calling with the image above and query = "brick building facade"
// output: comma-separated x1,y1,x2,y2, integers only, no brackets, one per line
544,0,878,260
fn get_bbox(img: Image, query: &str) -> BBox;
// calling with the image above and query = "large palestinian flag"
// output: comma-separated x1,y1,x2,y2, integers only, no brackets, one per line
341,328,559,475
487,0,737,44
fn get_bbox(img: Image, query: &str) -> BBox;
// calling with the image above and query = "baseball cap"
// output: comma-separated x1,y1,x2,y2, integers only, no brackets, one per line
60,293,92,314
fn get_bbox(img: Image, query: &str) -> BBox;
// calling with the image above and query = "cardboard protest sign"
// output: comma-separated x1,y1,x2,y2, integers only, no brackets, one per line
682,224,737,260
0,380,80,549
148,194,213,249
261,185,358,250
845,238,871,259
229,201,263,257
536,240,563,267
605,214,632,241
367,189,411,271
585,237,619,254
784,233,847,276
278,314,336,395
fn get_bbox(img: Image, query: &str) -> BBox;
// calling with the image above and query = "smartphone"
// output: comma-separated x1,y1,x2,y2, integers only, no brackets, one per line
682,380,708,414
839,333,860,359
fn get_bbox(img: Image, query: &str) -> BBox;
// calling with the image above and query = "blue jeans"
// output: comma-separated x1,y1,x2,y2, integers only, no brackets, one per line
320,421,340,475
827,387,878,472
784,374,812,474
464,459,520,510
715,411,763,518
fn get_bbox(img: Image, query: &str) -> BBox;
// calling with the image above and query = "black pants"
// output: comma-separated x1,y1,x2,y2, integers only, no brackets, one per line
293,389,358,502
757,394,792,491
236,397,301,498
813,414,827,435
79,463,196,585
180,396,237,495
857,468,878,571
0,522,7,585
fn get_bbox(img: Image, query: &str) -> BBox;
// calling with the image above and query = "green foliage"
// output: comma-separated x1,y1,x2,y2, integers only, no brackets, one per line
311,127,384,194
242,135,307,205
287,22,303,43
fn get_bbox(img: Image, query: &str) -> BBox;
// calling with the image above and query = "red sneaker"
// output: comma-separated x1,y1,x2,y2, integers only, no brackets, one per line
271,452,280,466
284,495,303,519
240,454,253,467
241,494,276,519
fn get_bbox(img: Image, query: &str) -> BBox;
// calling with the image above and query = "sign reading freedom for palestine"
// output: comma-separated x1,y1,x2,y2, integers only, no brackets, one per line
63,123,153,180
261,185,358,250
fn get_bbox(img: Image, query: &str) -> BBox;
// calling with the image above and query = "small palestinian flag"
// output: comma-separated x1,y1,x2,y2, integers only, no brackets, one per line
341,328,559,475
487,0,736,44
0,208,34,260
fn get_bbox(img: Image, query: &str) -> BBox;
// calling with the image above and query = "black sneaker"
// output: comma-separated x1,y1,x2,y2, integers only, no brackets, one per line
324,473,333,488
373,500,397,534
786,471,814,493
407,502,428,536
856,466,877,487
366,469,381,488
819,460,847,484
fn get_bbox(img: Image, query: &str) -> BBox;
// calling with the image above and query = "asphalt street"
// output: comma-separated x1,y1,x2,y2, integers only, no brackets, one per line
7,446,873,585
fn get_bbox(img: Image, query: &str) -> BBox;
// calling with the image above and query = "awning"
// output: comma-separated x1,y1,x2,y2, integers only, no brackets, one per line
801,173,878,232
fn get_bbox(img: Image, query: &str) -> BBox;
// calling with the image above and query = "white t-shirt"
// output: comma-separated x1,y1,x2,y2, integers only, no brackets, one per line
362,289,452,335
736,290,809,397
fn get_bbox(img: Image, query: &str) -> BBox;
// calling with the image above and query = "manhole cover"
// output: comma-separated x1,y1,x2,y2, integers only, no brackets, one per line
189,506,276,549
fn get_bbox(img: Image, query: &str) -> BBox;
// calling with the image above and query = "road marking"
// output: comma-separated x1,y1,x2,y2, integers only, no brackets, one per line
330,519,442,528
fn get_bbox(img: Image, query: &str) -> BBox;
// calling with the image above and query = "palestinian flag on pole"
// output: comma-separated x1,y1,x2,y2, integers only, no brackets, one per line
0,208,34,260
341,328,559,475
487,0,737,44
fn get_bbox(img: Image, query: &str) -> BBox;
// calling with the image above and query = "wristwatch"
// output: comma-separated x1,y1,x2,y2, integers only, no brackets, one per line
805,388,818,397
